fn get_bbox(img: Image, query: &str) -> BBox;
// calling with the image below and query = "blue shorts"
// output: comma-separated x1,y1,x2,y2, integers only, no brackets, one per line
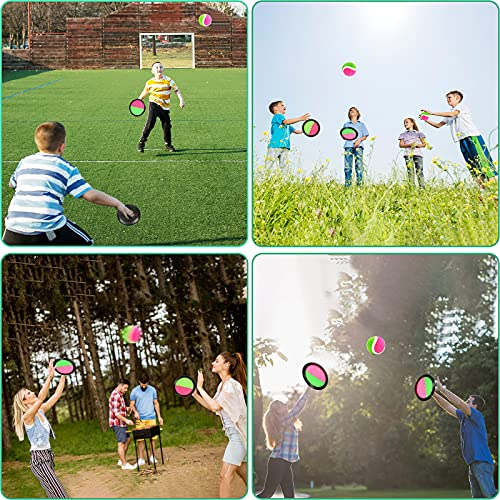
459,135,497,180
222,427,246,466
111,425,129,443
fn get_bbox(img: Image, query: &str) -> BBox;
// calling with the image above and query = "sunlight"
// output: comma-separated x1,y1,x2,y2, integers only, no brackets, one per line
360,3,411,34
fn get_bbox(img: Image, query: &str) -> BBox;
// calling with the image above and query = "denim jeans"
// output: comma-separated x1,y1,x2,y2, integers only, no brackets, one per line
344,147,364,186
404,155,425,188
469,461,497,498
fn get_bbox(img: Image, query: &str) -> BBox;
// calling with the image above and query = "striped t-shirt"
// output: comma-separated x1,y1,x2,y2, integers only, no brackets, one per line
145,76,178,110
6,152,92,234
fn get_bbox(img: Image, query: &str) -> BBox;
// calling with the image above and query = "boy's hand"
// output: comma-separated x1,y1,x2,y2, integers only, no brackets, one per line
179,100,185,109
421,109,432,115
118,203,135,219
354,140,361,148
301,113,311,121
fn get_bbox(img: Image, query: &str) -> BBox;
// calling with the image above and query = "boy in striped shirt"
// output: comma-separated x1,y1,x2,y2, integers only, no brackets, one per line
3,121,134,245
137,61,185,153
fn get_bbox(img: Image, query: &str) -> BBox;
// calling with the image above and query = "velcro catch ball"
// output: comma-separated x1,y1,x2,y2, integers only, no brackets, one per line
54,359,75,375
199,14,212,27
415,374,435,401
117,204,141,226
302,119,320,138
121,325,143,344
366,336,385,355
419,111,430,121
340,127,359,141
129,99,145,117
302,362,328,390
174,376,195,397
342,62,357,77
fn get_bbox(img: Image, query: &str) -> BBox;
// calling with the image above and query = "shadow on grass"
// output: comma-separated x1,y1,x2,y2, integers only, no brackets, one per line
154,147,247,156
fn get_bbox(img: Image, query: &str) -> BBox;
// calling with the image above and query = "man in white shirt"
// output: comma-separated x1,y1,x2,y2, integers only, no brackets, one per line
422,90,497,186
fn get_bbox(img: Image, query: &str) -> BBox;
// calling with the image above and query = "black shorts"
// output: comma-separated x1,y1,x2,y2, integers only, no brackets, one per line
3,219,93,245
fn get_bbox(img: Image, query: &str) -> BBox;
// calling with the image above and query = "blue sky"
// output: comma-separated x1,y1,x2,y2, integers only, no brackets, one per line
253,2,498,181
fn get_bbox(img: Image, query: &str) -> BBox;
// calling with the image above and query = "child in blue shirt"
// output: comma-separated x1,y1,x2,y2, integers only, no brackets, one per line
266,101,310,169
342,106,369,187
3,122,134,245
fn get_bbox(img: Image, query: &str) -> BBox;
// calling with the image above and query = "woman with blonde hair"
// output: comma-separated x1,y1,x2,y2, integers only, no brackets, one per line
193,352,247,498
13,359,68,498
257,387,312,498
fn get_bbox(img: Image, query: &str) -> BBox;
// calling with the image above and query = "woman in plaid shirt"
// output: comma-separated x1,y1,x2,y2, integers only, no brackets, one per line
257,387,312,498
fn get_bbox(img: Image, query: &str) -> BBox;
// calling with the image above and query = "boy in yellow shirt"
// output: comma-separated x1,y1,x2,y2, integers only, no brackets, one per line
137,62,185,153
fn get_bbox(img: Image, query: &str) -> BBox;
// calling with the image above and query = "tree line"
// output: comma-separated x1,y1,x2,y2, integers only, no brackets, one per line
2,255,247,450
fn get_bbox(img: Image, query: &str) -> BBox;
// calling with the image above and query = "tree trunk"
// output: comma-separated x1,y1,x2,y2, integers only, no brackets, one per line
81,295,108,431
185,257,214,384
73,299,105,426
2,377,12,450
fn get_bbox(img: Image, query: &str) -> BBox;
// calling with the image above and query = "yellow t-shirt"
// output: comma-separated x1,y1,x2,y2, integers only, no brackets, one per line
145,76,178,110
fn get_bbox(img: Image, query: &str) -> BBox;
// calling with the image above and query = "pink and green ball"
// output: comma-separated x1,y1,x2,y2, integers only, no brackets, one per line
366,336,385,355
199,14,212,27
121,325,143,344
342,62,357,77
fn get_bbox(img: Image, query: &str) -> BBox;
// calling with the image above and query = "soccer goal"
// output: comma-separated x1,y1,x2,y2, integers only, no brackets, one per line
139,33,195,69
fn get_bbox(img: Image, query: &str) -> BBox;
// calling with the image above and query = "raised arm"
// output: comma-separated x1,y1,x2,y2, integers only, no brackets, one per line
283,113,310,125
41,375,66,413
436,378,471,416
195,370,222,412
432,393,458,418
287,387,312,421
23,360,55,425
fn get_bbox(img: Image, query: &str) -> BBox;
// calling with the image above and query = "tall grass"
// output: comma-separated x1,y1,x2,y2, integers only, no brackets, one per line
253,159,498,246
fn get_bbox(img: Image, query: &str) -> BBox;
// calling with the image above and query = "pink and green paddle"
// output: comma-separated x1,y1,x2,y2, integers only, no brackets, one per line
302,119,320,138
129,99,146,117
302,362,328,391
340,127,358,141
415,374,435,401
174,376,195,397
54,359,75,376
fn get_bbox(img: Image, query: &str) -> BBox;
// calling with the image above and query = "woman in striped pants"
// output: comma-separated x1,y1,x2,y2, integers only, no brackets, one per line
13,359,68,498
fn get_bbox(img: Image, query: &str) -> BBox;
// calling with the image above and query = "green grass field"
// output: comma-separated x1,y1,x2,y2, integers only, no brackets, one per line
2,68,247,245
296,488,471,498
254,165,498,246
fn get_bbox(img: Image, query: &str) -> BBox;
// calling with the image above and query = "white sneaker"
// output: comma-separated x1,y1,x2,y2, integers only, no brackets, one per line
121,463,137,470
117,460,123,467
137,458,146,466
149,456,158,464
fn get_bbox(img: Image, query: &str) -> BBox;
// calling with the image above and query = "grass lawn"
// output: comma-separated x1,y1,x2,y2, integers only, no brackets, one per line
2,68,247,246
296,488,471,498
2,407,227,498
253,167,498,246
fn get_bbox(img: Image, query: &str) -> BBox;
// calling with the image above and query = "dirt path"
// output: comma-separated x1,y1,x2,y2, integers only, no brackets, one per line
5,443,246,498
